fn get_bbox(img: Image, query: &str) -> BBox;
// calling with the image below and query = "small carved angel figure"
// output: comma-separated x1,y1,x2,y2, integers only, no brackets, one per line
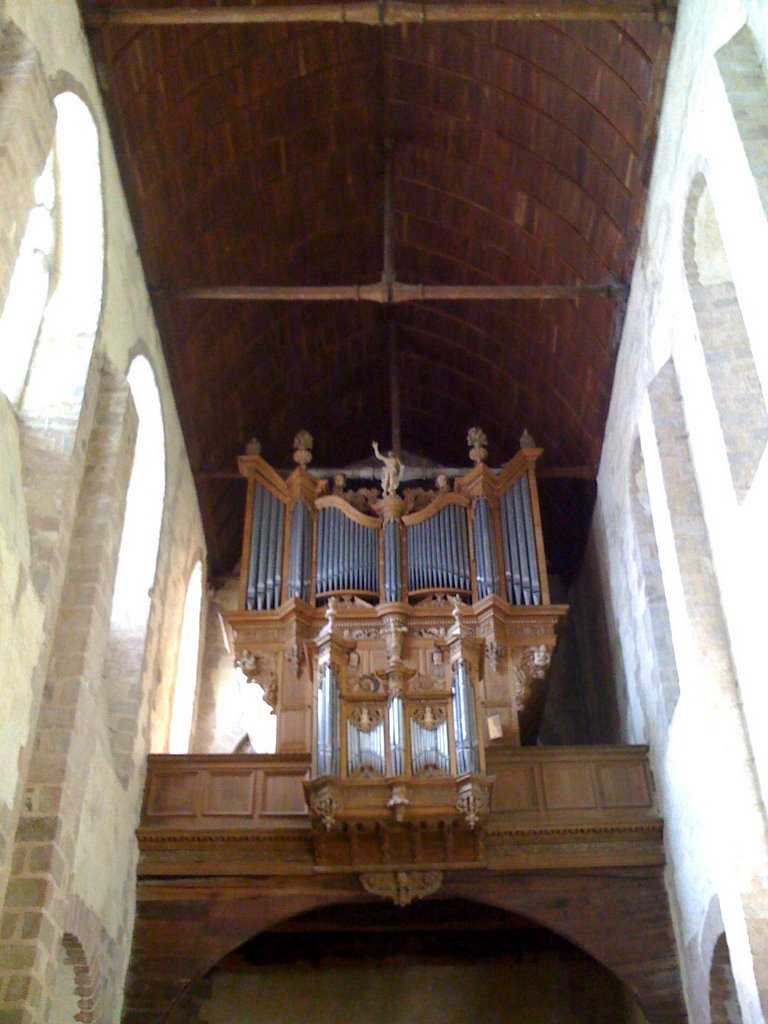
435,473,450,493
372,441,403,495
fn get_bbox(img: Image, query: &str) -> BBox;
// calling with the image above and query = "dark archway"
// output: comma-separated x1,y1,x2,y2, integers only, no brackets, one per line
167,899,648,1024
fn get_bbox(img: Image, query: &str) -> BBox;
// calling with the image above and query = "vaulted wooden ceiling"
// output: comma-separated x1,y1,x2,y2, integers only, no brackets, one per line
81,0,674,576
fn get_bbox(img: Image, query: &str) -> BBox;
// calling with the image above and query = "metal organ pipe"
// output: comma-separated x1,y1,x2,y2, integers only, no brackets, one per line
473,496,499,599
316,506,378,596
389,696,405,775
520,473,541,605
247,483,286,610
317,664,340,776
453,662,480,774
384,521,401,602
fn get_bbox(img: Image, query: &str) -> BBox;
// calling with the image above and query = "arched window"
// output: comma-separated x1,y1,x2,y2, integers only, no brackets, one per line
106,355,166,783
3,91,104,416
716,25,768,221
168,561,204,753
0,152,54,403
683,174,767,501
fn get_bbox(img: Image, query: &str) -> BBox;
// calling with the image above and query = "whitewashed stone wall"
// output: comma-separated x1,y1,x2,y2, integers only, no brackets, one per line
0,1,205,1020
590,1,768,1020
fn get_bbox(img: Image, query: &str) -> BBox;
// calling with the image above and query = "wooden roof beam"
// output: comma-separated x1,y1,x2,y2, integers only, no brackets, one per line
84,2,675,28
157,281,627,302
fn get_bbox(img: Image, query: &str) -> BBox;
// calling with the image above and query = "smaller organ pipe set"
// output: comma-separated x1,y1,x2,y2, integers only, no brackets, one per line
225,430,568,863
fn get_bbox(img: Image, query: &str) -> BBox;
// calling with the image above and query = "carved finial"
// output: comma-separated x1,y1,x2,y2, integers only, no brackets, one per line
467,427,488,465
332,473,346,495
245,437,262,456
325,596,337,630
293,429,313,468
372,441,403,496
520,428,536,449
435,473,450,494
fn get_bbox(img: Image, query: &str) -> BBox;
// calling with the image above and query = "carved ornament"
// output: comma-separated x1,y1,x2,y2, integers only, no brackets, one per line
236,649,278,708
456,783,490,829
349,705,384,732
293,429,313,468
360,871,443,907
412,705,446,731
310,791,341,831
467,427,488,465
485,639,507,673
512,644,552,712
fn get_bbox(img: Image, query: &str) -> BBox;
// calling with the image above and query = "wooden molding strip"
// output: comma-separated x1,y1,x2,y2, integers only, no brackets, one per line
160,281,625,303
84,2,674,27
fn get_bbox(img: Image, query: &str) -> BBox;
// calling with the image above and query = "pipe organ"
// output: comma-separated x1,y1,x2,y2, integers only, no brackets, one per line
225,432,569,865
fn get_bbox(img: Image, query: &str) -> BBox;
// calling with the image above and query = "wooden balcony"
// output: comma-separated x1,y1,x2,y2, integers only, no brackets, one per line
137,744,662,877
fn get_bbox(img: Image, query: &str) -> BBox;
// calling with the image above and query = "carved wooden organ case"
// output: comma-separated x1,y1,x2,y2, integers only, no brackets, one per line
225,444,568,864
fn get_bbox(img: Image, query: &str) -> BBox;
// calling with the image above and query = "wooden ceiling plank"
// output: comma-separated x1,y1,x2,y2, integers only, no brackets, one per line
84,3,674,29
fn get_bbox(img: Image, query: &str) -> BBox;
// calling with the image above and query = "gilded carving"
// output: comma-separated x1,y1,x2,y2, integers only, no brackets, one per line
360,871,443,907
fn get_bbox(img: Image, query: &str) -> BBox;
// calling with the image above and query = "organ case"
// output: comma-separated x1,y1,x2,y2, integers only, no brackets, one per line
225,439,568,859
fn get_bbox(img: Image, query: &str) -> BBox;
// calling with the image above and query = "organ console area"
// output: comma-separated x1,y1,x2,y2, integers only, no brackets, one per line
224,430,569,864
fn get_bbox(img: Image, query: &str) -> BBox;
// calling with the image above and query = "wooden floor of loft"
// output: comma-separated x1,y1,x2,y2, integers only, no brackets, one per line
124,744,687,1024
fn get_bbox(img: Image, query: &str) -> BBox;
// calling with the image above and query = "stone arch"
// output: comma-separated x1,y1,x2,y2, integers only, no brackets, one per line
629,435,679,727
104,354,166,785
716,24,768,220
682,172,767,501
49,933,97,1024
710,931,743,1024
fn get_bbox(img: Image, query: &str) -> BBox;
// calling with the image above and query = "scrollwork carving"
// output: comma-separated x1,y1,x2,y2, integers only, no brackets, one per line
360,871,443,907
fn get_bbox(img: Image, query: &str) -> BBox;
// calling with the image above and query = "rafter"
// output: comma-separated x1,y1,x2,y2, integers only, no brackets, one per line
84,1,675,28
157,281,625,302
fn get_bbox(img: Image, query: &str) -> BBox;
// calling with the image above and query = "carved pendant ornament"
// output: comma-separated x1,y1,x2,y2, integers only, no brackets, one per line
360,870,443,907
235,649,278,708
513,644,553,711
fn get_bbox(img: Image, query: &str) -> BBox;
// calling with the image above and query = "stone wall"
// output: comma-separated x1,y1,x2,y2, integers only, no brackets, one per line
582,1,768,1021
0,2,205,1021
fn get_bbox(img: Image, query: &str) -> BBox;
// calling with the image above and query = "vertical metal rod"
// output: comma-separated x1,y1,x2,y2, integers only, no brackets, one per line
389,321,401,457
